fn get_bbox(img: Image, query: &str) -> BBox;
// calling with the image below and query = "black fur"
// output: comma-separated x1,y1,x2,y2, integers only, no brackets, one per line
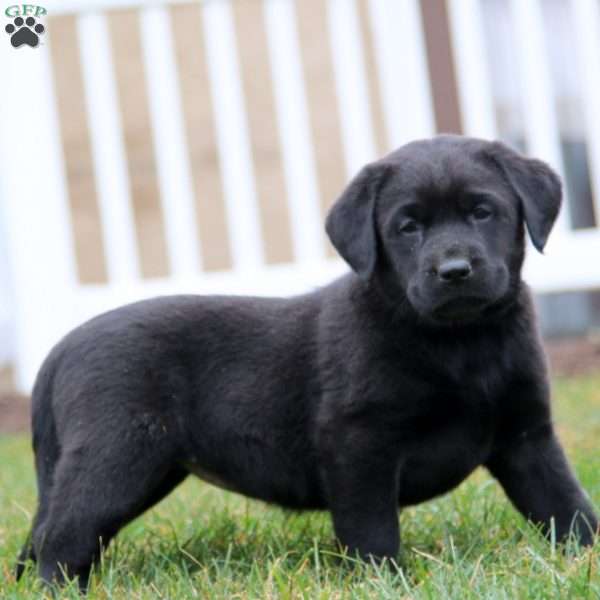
17,136,597,588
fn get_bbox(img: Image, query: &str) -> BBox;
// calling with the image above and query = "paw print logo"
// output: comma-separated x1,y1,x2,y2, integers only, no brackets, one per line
5,16,45,48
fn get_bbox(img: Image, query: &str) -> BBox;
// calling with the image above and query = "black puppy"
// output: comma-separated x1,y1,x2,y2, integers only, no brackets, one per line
17,135,597,587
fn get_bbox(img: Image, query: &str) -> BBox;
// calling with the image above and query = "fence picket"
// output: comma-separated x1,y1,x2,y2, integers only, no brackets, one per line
139,5,201,277
0,30,78,389
570,0,600,227
509,0,569,235
201,0,264,272
446,0,497,139
366,0,434,147
326,0,377,173
77,12,141,281
263,0,325,264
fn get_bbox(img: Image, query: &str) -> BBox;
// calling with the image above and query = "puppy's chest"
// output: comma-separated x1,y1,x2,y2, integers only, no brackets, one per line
409,344,508,431
370,343,507,448
403,384,496,446
395,390,496,504
432,342,508,393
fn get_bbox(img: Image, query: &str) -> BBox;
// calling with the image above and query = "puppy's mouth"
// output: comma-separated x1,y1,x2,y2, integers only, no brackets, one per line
431,297,489,321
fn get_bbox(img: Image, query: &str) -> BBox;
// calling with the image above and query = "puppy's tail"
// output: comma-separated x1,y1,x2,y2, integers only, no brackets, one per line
15,351,61,581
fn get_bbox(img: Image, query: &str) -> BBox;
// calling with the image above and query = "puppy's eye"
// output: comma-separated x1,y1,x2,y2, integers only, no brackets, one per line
398,219,421,234
471,205,492,221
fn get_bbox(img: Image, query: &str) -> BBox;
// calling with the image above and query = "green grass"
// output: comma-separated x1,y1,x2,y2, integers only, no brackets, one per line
1,374,599,599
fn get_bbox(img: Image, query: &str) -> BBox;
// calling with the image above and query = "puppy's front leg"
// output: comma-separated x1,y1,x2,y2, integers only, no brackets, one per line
487,425,598,545
322,445,400,562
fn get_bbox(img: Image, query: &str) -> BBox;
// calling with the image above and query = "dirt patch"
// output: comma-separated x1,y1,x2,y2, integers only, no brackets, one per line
0,367,30,434
1,337,599,435
545,335,600,378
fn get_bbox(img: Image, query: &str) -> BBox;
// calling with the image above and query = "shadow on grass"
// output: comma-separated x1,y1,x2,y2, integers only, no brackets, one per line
97,509,350,587
96,506,503,589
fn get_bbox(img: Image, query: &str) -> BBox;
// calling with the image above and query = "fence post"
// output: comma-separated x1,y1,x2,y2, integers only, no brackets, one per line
0,31,78,393
0,201,15,366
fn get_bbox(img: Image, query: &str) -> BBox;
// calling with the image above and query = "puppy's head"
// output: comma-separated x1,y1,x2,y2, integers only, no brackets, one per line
326,135,562,325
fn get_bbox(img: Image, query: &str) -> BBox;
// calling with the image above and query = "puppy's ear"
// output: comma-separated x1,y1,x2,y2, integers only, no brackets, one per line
325,164,383,279
486,142,562,252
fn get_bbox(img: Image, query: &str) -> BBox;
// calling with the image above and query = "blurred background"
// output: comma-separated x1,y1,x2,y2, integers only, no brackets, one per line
1,0,600,426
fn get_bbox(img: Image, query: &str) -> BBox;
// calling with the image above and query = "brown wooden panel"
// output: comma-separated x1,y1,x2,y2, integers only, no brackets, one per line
170,4,232,272
233,0,293,265
357,0,388,156
48,15,107,284
295,0,347,257
295,0,346,214
420,0,463,134
109,9,169,278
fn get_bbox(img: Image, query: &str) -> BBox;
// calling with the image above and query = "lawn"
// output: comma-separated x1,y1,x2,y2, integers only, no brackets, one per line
1,374,599,599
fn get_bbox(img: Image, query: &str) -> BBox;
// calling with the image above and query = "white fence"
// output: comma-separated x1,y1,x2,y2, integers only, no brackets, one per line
1,0,600,392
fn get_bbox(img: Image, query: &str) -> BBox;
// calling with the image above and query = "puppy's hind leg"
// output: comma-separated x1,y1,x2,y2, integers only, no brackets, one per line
15,507,49,581
15,497,53,580
34,431,187,590
15,529,35,581
16,375,61,581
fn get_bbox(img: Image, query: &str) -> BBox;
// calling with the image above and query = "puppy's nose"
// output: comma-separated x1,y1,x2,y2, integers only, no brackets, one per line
438,258,472,282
